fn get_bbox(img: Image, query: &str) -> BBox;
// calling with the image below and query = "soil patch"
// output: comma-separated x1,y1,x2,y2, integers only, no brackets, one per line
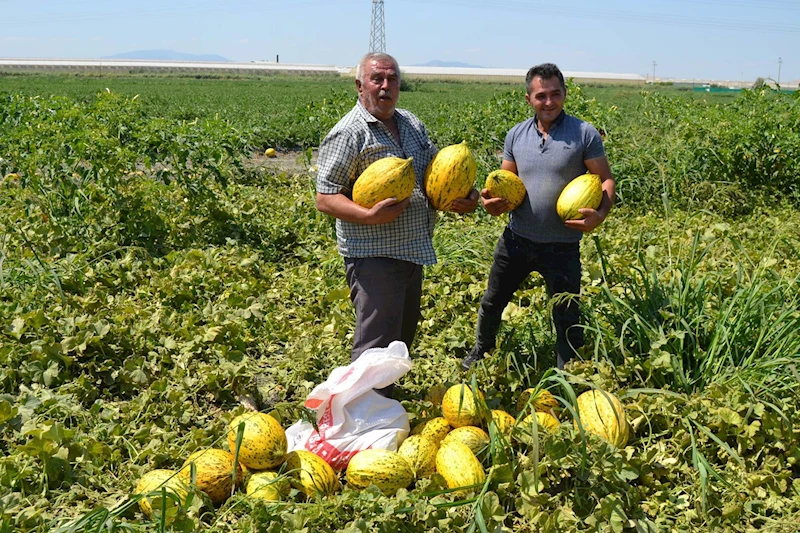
249,148,319,174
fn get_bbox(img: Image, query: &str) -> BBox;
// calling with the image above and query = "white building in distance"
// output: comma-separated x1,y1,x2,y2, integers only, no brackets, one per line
0,58,648,85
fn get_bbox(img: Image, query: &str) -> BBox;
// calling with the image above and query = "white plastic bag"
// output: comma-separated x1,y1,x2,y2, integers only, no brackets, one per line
285,341,412,470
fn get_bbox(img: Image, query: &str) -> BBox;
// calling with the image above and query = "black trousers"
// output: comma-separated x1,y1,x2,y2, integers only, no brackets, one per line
476,228,583,369
345,257,423,397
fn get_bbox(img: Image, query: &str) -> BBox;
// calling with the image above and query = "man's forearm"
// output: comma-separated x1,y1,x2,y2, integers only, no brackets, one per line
598,179,616,219
316,192,370,224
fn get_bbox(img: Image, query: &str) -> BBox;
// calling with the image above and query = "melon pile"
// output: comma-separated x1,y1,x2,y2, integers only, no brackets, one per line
133,384,629,523
134,411,313,523
341,383,630,497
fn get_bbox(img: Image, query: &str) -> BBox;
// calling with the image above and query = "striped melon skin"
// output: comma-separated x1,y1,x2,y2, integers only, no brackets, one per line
520,412,561,433
178,448,243,505
424,141,476,211
284,450,339,498
346,449,415,494
435,441,485,494
490,409,516,437
442,426,490,458
352,156,415,208
516,388,560,418
245,470,290,501
575,389,629,447
410,417,451,444
485,169,527,210
514,412,561,446
227,412,287,470
441,384,485,428
556,173,603,221
134,469,189,524
397,434,438,479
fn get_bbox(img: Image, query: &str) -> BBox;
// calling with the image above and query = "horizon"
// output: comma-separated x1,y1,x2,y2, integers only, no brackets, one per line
3,0,798,84
6,54,789,87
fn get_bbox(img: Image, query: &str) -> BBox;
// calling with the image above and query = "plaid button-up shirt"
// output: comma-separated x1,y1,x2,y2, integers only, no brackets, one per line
317,100,439,265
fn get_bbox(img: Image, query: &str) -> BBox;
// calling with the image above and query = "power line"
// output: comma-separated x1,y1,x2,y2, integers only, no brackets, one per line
398,0,800,35
667,0,800,10
2,0,363,27
5,0,800,35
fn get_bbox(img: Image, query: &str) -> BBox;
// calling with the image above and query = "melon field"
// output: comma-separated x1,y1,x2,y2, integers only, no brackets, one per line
1,73,800,532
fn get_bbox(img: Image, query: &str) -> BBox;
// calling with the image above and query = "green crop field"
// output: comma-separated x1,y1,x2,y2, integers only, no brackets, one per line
1,73,800,532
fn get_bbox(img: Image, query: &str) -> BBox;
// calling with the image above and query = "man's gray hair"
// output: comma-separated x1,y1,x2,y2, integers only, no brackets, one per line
356,52,400,82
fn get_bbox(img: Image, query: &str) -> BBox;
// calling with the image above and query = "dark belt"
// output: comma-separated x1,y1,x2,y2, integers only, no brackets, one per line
505,227,579,253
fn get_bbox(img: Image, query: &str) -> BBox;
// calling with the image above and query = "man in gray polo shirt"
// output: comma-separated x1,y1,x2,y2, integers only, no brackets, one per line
462,62,615,371
317,52,478,397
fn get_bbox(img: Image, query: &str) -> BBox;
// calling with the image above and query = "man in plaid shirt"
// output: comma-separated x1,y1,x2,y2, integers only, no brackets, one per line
316,52,478,397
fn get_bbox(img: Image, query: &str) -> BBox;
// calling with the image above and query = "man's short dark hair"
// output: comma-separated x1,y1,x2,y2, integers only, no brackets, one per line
525,63,566,93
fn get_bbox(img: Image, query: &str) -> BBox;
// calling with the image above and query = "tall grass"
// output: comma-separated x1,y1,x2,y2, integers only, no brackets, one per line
585,231,800,397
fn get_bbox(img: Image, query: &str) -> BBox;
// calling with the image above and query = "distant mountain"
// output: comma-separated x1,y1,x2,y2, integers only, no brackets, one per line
414,60,485,68
102,49,232,62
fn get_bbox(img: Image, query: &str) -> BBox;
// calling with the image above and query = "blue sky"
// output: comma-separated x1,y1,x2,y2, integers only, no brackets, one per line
2,0,798,83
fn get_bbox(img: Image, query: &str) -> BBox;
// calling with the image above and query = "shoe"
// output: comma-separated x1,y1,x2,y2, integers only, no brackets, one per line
461,346,485,371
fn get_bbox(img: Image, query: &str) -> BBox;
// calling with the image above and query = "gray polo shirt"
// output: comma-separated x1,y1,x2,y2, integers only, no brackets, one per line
317,100,439,265
504,111,606,243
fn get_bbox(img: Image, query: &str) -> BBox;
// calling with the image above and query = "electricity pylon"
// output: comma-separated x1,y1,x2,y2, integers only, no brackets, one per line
369,1,386,53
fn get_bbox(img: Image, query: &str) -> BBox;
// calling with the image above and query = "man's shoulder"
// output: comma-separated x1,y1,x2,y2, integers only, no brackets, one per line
395,107,425,127
331,103,367,130
562,112,596,130
507,117,537,138
323,103,371,143
513,116,537,128
395,107,419,119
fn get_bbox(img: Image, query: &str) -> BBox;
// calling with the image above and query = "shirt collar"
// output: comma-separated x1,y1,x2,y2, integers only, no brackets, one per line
356,99,398,124
534,110,566,133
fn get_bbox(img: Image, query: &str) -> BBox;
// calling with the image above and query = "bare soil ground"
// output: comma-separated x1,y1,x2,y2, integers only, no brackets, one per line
249,148,319,174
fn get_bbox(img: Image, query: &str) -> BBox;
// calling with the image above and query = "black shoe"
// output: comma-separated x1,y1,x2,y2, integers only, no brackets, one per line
461,346,485,371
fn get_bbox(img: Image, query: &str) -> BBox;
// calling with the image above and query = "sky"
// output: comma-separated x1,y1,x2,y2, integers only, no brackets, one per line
2,0,798,84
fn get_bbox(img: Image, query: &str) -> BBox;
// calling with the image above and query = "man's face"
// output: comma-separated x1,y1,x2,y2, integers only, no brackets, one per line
525,76,566,124
357,59,400,121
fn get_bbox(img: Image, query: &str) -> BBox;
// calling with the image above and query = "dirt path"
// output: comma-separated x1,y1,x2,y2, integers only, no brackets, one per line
250,148,319,174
